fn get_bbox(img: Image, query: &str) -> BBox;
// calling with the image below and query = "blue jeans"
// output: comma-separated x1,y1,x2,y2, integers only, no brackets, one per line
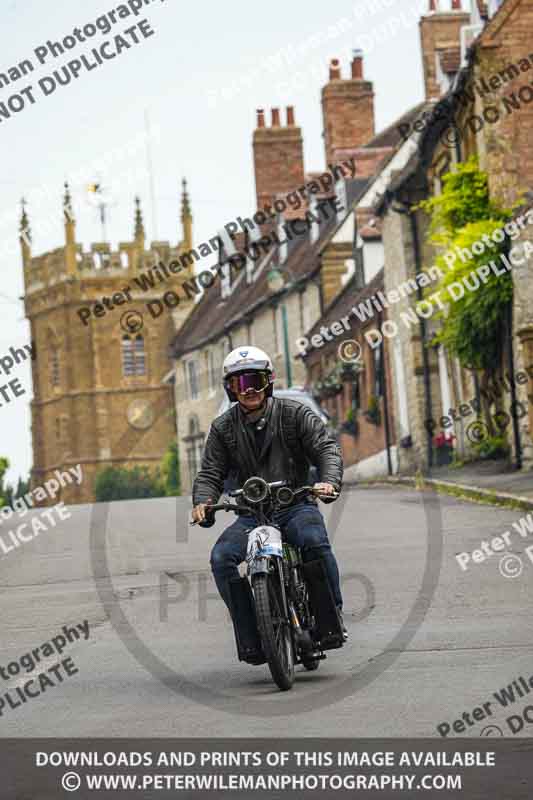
210,501,342,610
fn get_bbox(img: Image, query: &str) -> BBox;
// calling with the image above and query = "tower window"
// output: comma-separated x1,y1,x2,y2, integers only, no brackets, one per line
122,334,146,376
50,347,60,387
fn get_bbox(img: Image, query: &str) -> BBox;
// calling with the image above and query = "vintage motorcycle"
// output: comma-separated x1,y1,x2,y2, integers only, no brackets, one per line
192,476,345,691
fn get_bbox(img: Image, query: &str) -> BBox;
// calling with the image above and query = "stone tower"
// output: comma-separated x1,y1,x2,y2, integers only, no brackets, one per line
22,182,195,505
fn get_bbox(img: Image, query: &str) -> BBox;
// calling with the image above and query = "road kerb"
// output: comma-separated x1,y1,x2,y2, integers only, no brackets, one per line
348,475,533,511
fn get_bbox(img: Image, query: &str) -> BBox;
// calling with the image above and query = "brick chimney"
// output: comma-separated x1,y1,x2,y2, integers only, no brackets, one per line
321,51,375,167
419,0,469,100
253,106,305,212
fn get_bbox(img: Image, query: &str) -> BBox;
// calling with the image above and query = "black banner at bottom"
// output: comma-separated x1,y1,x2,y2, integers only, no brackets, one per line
2,738,532,799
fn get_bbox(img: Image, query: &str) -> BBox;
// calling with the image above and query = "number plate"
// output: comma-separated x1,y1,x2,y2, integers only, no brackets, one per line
246,525,283,561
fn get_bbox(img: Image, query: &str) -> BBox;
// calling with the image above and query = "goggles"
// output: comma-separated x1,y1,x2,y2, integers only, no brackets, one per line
228,371,270,395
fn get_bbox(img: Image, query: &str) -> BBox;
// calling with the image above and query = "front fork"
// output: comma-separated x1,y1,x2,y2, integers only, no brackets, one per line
250,556,316,659
250,555,290,621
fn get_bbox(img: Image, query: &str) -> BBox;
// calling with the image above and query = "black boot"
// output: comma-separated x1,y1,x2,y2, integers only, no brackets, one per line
337,607,348,641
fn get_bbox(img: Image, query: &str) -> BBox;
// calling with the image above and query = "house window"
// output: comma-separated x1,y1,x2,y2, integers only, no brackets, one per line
206,350,217,393
352,371,361,410
122,334,146,376
187,360,199,399
185,415,205,488
50,347,60,387
182,362,189,400
335,179,347,222
353,224,365,290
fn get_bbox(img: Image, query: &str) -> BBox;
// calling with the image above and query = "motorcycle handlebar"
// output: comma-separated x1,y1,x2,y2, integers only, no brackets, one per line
190,502,251,527
190,485,339,526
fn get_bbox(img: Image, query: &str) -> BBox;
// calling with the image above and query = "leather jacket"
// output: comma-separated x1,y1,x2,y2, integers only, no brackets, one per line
192,397,343,506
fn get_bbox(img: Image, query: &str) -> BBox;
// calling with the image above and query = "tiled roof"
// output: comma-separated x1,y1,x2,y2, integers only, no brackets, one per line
171,213,337,358
363,102,429,149
171,103,436,361
172,179,373,359
302,269,385,364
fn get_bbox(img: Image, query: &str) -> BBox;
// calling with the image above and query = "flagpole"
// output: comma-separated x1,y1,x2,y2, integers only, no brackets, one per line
144,109,158,241
100,203,107,243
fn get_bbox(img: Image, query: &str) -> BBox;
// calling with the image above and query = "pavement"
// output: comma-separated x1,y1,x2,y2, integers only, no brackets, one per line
427,459,533,501
346,458,533,508
1,484,533,738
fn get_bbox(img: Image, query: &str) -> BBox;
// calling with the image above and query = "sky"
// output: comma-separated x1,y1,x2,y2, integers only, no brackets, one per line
0,0,466,484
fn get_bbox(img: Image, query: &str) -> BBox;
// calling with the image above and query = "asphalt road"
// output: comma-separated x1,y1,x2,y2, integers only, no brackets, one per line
2,485,533,738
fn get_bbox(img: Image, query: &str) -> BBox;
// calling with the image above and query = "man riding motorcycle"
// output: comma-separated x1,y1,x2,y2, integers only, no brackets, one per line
191,346,346,650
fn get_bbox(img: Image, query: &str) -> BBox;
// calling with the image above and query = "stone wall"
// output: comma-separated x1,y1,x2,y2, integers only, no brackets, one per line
381,207,444,473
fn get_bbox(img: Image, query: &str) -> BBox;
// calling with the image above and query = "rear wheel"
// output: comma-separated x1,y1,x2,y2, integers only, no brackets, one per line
253,572,294,691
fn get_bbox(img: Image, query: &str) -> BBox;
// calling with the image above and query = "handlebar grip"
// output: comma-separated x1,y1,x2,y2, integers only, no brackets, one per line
197,505,216,527
317,491,339,504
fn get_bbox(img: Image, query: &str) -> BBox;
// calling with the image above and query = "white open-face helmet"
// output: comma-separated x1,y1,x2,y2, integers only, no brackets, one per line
222,346,275,401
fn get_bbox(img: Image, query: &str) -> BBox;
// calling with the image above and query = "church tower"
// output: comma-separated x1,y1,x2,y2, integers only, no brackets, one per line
23,183,195,504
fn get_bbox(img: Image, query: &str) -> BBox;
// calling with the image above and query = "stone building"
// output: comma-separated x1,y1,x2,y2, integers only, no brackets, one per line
470,0,533,466
21,183,195,504
171,47,435,491
299,105,430,477
170,50,405,493
375,0,533,472
302,269,397,479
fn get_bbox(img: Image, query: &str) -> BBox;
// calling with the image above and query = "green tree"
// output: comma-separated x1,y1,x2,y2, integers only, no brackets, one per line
159,441,181,496
0,457,9,507
95,465,165,502
14,475,30,500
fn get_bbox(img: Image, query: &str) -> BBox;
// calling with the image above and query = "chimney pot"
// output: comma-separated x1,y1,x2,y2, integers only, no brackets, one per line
286,106,295,126
451,0,461,8
329,58,341,80
351,49,364,79
271,107,281,127
256,108,265,128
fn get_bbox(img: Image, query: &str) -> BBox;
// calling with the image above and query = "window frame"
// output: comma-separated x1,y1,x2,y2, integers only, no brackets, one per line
122,334,146,377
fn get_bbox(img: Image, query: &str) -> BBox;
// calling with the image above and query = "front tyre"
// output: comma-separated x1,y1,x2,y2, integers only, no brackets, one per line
252,572,294,691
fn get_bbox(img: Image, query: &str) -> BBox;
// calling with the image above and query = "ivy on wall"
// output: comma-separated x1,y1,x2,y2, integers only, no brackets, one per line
419,157,515,373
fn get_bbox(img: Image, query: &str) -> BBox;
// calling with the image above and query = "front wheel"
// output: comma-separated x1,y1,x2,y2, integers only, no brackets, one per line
252,572,294,691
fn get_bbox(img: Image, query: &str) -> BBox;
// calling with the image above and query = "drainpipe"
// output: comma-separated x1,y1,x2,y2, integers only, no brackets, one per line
506,298,522,469
409,209,434,470
379,314,393,476
393,200,434,470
